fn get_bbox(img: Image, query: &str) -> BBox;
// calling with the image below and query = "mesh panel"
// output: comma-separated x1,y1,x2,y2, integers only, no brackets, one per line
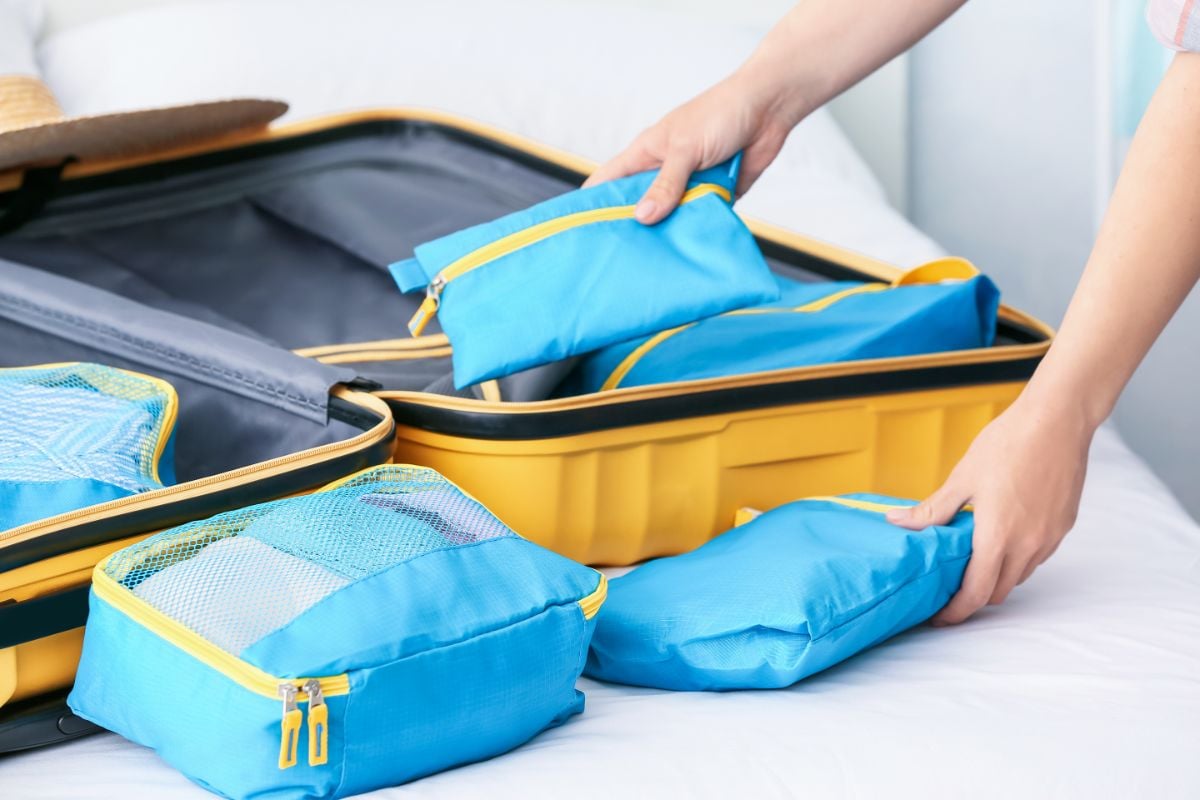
0,363,173,491
105,466,517,655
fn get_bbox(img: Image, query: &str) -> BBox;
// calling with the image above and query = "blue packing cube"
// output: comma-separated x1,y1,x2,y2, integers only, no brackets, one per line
69,465,607,799
558,257,1000,394
0,362,176,530
388,156,779,388
584,494,973,691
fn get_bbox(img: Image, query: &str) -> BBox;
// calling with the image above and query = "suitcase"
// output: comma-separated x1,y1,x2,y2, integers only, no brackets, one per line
0,251,395,751
0,108,1052,575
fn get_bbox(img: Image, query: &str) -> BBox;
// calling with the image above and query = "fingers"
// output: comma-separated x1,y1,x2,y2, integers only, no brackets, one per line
736,126,786,197
582,145,659,189
886,481,970,530
931,530,1004,626
634,149,699,225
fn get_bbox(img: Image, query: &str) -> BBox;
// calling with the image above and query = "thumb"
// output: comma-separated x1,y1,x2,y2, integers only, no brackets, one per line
887,482,969,530
634,149,698,225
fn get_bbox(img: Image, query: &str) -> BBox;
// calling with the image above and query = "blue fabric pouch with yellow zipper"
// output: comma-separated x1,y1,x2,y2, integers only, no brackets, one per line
585,494,974,691
388,156,779,389
69,465,606,800
558,257,1000,394
1,362,176,531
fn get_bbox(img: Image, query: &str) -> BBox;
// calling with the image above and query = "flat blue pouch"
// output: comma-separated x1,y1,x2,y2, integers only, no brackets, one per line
70,465,606,800
585,494,973,691
389,156,779,388
0,363,177,531
560,257,1001,393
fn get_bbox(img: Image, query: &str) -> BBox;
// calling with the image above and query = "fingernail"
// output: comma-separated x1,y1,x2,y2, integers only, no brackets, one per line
634,199,658,224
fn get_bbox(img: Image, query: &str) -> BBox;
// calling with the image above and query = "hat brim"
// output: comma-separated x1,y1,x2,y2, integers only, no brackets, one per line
0,97,288,171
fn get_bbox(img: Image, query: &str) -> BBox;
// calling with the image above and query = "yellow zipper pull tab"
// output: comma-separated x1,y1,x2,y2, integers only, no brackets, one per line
304,679,329,767
278,683,302,770
407,275,446,336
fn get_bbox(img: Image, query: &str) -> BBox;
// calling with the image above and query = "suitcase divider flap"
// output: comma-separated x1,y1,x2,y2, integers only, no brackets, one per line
0,258,351,424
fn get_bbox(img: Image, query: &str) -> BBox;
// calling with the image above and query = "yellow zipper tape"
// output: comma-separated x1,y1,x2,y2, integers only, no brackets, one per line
600,283,890,391
312,346,452,365
408,182,733,336
293,334,450,359
806,496,975,515
579,573,607,620
91,563,350,699
804,496,909,514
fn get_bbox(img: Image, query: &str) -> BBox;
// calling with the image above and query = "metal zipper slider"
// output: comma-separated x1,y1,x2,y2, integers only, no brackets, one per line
303,679,329,767
407,274,447,337
278,683,302,770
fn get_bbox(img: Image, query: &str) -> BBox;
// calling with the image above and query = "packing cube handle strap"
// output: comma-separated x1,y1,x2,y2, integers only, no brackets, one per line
891,257,980,287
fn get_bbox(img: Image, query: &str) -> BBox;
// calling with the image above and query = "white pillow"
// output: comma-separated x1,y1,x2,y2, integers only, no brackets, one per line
0,0,42,75
38,0,943,264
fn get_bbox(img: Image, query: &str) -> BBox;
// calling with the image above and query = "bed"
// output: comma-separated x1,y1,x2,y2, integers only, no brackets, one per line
3,1,1199,796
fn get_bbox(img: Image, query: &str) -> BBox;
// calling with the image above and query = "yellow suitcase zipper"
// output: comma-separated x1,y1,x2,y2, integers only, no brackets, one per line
407,182,733,337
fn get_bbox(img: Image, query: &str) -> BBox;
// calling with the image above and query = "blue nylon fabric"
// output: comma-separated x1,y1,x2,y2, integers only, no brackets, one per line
70,591,591,799
584,494,974,691
241,537,602,676
69,465,602,798
560,273,1001,394
70,593,345,800
338,604,591,795
387,156,778,388
1,477,132,530
388,256,427,293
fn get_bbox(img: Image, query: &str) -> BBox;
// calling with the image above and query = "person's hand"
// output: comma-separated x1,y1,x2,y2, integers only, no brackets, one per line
885,394,1094,624
582,70,803,224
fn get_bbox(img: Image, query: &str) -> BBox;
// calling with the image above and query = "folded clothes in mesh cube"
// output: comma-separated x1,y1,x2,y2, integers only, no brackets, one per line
585,495,973,691
389,155,779,388
560,257,1000,393
69,465,606,799
0,362,176,530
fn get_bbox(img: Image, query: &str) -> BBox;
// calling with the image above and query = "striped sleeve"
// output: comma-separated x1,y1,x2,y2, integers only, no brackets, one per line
1148,0,1200,51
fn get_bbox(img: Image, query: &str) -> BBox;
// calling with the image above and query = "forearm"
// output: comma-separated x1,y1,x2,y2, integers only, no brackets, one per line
1024,53,1200,429
735,0,968,124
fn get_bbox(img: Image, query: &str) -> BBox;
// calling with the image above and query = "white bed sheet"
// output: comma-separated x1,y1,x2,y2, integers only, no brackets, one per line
1,427,1198,799
3,2,1197,796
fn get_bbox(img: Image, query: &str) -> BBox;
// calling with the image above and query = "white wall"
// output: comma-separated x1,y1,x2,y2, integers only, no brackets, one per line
908,0,1199,517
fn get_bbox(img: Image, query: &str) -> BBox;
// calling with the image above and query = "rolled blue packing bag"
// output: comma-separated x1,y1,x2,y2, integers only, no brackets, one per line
0,362,176,530
389,156,779,388
561,257,1000,393
585,494,974,691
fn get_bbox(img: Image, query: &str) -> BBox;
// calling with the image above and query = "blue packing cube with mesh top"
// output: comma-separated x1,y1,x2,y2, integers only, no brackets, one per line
69,464,607,799
558,257,1000,394
388,155,779,388
0,362,177,531
584,495,974,691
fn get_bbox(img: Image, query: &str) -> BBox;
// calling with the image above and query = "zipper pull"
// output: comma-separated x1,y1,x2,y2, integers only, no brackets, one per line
303,679,329,767
278,683,302,770
407,275,446,337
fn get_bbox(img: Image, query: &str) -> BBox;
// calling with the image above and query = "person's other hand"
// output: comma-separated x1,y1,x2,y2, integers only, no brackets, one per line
582,71,801,224
885,396,1093,624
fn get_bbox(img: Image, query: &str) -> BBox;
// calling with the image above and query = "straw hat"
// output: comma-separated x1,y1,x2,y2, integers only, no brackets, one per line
0,1,286,172
0,76,287,171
